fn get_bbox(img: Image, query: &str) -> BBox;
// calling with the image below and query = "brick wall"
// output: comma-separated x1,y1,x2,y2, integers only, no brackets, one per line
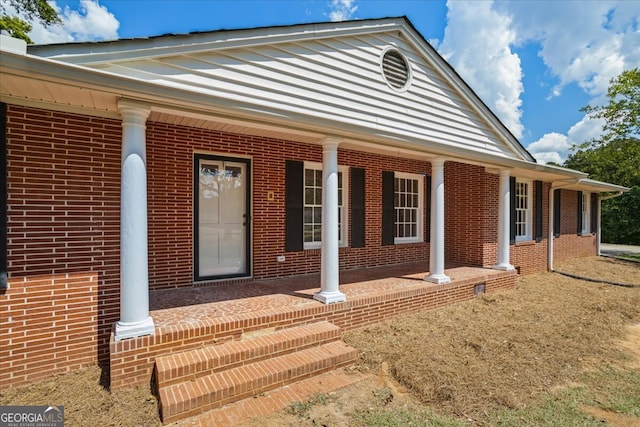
0,104,596,388
145,121,433,289
110,269,517,389
444,162,499,267
1,105,121,387
510,181,550,275
553,189,597,262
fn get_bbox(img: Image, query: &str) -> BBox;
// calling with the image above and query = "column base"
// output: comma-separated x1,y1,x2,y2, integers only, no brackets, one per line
313,290,347,304
424,273,451,284
114,316,155,341
492,263,516,271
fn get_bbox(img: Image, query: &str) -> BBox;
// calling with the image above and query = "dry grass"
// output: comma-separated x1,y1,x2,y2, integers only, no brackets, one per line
344,256,640,421
1,256,638,426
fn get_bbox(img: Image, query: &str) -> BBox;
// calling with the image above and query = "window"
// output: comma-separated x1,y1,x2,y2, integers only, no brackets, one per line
581,191,591,234
393,172,424,243
515,179,532,241
303,162,348,249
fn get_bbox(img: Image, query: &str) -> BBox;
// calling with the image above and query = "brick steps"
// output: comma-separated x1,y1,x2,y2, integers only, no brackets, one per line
156,321,357,424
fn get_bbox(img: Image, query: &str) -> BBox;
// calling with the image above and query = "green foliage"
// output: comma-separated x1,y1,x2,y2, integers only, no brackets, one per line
0,0,61,43
285,392,332,418
582,68,640,146
567,68,640,245
564,137,640,244
0,15,32,43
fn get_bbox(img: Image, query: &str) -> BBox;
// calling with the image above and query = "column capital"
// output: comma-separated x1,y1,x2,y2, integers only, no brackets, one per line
118,99,151,124
498,168,512,177
321,136,342,148
430,157,447,168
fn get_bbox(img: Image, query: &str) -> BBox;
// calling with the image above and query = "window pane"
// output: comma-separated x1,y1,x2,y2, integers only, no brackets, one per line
305,170,314,186
314,170,322,186
305,188,314,204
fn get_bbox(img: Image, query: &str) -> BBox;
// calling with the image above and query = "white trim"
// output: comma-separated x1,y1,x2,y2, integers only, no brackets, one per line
393,171,424,244
515,178,533,242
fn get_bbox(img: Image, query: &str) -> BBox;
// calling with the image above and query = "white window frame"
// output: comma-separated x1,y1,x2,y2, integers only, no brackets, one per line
581,191,591,234
394,171,424,244
303,162,348,250
515,179,533,242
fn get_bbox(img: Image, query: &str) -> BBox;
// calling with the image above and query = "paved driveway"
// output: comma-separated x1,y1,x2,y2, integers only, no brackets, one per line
601,243,640,255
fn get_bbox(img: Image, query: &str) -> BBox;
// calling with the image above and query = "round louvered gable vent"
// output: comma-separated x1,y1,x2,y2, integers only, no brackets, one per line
381,49,411,91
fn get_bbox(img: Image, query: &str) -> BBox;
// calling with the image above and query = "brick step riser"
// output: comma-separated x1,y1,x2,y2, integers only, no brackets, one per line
155,321,341,388
159,341,357,423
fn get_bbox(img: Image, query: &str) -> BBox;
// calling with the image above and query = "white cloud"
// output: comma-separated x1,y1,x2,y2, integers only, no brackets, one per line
327,0,358,22
439,1,639,165
438,1,524,139
501,1,634,98
528,116,605,164
6,0,119,44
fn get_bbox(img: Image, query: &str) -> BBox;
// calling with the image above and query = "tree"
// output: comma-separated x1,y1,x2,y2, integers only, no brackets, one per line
566,69,640,245
0,0,60,44
565,137,640,244
581,68,640,146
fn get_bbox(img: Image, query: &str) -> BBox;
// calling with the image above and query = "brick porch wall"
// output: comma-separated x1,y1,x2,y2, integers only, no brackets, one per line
109,270,517,390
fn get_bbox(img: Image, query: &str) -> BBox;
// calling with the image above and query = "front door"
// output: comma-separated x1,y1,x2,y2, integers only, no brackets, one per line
195,155,250,280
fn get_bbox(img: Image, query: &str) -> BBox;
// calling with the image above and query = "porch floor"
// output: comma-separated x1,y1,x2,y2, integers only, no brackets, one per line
149,262,509,329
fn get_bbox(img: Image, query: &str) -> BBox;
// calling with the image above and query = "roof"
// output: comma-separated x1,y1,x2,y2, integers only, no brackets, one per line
0,18,628,193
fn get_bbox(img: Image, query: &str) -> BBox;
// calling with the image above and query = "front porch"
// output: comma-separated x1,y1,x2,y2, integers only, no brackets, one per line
110,264,516,414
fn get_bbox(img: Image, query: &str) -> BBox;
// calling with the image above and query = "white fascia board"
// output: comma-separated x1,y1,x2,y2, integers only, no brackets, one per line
570,178,629,194
29,19,406,66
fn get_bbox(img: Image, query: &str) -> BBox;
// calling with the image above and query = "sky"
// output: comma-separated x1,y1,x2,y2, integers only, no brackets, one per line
5,0,640,164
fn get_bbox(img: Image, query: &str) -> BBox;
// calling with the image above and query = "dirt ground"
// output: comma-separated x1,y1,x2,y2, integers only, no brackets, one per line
1,256,639,426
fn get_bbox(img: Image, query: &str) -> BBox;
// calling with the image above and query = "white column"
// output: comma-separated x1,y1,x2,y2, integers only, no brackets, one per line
425,158,450,284
314,137,346,304
493,169,515,271
115,101,155,341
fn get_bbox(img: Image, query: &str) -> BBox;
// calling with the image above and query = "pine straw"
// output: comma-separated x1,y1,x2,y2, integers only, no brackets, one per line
1,256,638,426
344,256,640,420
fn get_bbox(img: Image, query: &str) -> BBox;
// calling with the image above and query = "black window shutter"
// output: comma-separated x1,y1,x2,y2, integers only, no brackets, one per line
509,177,516,244
590,193,598,234
577,191,583,236
351,168,365,248
285,160,304,252
0,103,7,290
426,175,431,243
553,189,561,238
382,171,395,245
535,180,543,242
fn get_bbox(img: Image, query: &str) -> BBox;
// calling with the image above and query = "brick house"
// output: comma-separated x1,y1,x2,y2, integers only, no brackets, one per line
0,17,626,420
